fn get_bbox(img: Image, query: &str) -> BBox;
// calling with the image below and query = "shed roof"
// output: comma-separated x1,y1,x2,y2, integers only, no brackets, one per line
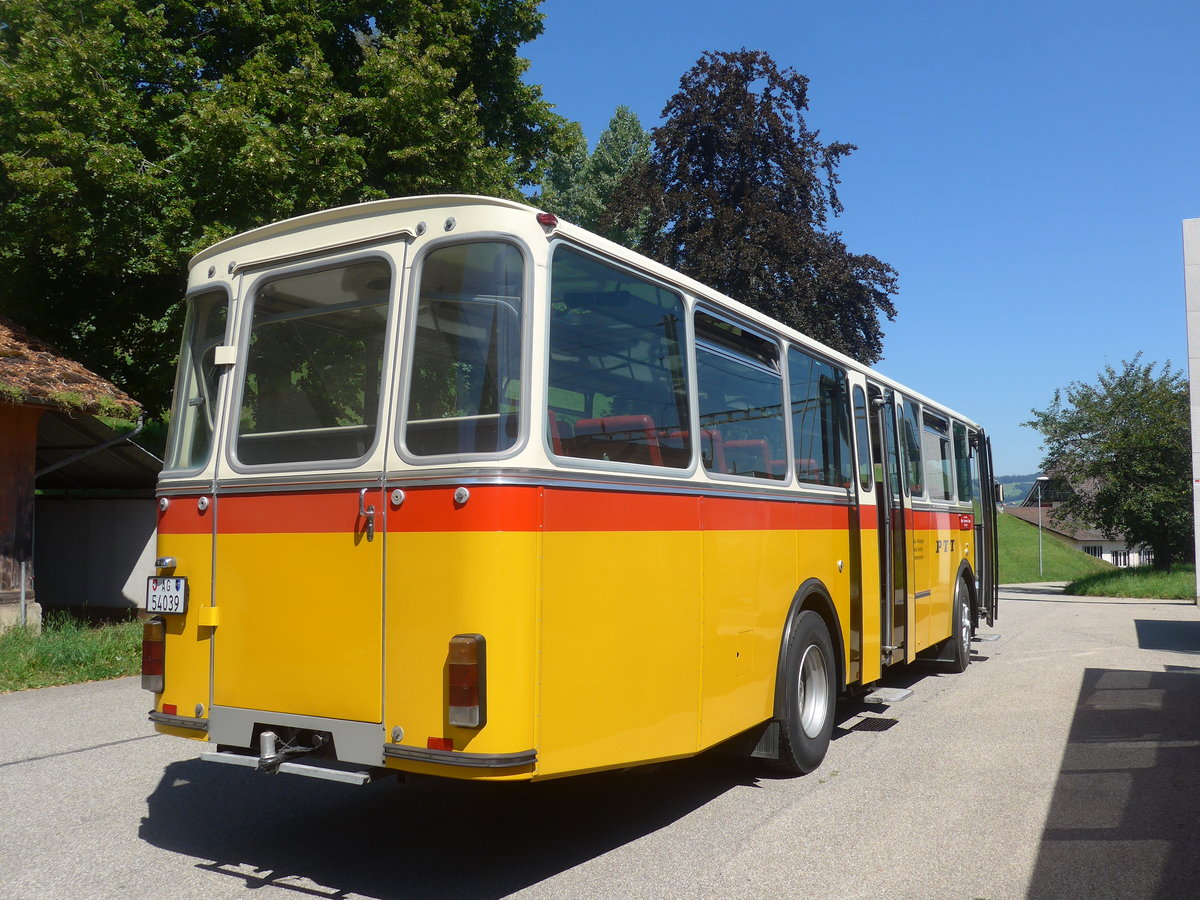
35,412,161,491
0,316,140,419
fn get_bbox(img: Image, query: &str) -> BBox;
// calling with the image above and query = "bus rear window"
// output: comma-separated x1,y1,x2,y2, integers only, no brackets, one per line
403,242,524,457
547,247,690,469
235,260,390,467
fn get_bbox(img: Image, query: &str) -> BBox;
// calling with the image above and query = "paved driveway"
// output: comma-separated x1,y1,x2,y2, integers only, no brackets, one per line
2,583,1198,899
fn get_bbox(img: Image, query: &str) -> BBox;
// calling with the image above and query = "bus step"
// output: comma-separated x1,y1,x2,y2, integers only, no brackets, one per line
863,687,913,705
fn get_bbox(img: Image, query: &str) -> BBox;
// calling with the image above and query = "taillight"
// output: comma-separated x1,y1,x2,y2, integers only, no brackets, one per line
447,634,486,728
142,616,165,693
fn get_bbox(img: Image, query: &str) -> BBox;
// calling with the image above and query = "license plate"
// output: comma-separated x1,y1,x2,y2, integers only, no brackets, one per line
147,576,188,614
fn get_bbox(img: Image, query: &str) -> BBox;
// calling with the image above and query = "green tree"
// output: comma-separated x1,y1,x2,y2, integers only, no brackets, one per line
1027,355,1193,569
0,0,560,411
538,105,651,246
606,49,897,363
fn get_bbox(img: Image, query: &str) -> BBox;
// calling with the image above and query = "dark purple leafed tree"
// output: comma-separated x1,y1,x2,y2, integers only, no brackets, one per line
607,49,898,364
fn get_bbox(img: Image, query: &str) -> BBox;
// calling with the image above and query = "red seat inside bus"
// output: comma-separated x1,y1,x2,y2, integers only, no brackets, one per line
572,415,664,467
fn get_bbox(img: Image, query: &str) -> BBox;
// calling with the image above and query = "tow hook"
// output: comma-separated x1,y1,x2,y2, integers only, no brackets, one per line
256,730,326,774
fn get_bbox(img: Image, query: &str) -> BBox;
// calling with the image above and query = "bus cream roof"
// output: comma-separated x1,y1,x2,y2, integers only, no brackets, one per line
188,194,534,269
190,193,983,432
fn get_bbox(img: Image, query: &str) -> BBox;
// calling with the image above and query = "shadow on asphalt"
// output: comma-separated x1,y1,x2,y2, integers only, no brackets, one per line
140,750,756,899
139,652,991,896
1027,666,1200,899
830,653,986,741
1135,620,1200,655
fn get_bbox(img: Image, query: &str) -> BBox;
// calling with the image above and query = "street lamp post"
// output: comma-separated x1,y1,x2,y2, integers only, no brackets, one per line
1037,476,1051,578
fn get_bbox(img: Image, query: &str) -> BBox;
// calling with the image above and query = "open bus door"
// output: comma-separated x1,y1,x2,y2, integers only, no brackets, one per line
869,385,907,666
974,431,1000,626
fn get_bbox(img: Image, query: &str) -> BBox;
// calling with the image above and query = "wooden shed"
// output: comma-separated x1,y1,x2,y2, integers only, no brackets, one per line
1,316,153,628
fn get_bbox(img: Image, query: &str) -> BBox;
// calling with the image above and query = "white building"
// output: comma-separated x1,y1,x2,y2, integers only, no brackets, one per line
1184,218,1200,597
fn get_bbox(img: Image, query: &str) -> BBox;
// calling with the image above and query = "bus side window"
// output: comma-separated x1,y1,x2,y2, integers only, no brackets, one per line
852,385,872,492
921,411,953,501
165,289,228,472
900,397,924,498
547,246,691,469
953,421,972,503
788,347,852,488
695,312,785,480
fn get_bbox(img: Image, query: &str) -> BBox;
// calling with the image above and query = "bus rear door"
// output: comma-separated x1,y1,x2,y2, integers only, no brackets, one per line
210,257,395,727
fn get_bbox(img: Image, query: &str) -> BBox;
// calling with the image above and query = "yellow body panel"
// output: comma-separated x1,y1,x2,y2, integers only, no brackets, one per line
156,504,973,780
213,531,383,722
153,533,215,731
856,514,883,684
539,530,702,777
698,528,852,747
908,516,973,657
383,531,538,758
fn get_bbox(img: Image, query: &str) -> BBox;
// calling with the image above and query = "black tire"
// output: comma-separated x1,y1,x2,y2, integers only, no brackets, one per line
948,575,972,674
773,609,836,775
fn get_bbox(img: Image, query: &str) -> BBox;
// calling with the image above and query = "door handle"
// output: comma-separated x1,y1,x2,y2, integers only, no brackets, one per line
358,488,376,542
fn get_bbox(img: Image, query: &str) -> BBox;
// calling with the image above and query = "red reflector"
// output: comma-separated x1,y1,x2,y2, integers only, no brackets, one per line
427,737,454,751
536,212,558,228
162,704,177,716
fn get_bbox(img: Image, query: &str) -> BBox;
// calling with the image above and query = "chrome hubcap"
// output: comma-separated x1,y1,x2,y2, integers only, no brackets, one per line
958,582,971,655
798,644,829,739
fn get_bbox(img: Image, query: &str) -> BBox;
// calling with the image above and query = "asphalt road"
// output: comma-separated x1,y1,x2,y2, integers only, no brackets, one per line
3,584,1199,900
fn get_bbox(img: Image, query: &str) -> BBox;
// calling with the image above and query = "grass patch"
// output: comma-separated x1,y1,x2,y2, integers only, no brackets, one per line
997,510,1113,584
1065,564,1197,600
0,613,141,692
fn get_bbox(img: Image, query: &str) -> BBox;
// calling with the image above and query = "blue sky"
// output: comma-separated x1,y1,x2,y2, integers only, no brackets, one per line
524,0,1198,476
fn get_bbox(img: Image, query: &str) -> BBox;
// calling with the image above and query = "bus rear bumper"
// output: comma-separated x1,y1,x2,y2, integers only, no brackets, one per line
207,705,384,767
383,742,536,768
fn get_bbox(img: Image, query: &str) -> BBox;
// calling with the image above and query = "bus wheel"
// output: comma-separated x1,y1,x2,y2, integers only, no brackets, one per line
774,609,836,774
948,576,972,674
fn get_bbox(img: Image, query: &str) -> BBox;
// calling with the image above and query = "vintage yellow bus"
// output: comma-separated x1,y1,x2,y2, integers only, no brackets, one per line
143,194,998,784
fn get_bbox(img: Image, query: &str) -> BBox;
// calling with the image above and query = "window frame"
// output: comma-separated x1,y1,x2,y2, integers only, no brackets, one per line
543,240,696,477
225,250,400,475
396,234,534,466
899,395,925,499
921,409,955,503
785,343,854,493
852,383,873,494
162,284,232,477
693,307,789,485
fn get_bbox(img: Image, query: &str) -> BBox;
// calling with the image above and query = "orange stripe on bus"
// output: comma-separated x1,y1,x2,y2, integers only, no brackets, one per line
158,497,213,535
169,484,869,535
218,491,364,534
